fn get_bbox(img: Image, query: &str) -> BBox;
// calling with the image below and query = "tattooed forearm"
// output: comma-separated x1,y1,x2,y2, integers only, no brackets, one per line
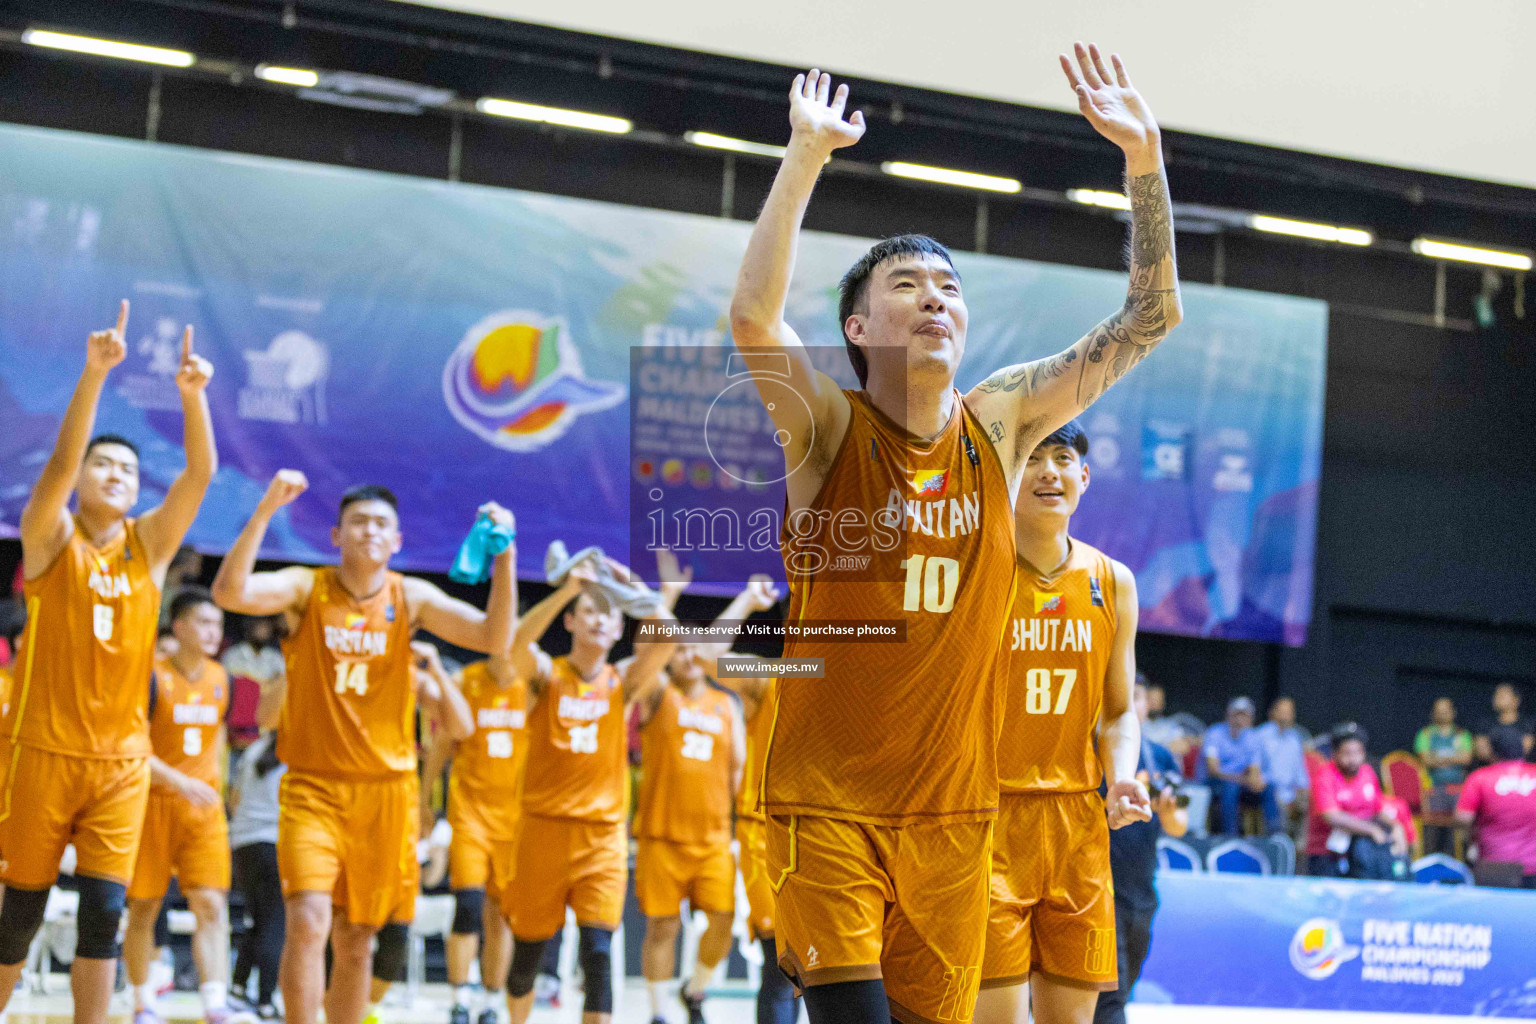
1128,170,1175,275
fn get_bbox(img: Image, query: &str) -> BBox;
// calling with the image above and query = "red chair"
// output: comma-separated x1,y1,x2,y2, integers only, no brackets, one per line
1181,746,1201,780
1382,751,1426,814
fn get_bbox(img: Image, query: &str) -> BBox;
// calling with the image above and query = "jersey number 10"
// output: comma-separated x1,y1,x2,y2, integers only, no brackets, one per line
899,555,959,613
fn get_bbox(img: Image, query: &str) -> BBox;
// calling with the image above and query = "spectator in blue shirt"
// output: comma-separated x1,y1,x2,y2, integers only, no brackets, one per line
1256,696,1311,840
1204,697,1282,835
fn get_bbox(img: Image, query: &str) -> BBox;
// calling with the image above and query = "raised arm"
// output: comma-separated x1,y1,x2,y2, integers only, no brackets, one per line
729,70,861,507
138,325,218,580
413,642,473,741
655,547,693,615
969,45,1182,480
407,503,518,655
210,470,315,620
700,576,781,662
1100,561,1151,829
507,562,591,693
19,301,129,576
622,606,678,703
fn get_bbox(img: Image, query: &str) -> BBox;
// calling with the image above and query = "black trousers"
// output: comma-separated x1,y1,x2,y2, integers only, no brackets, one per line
1093,897,1156,1024
232,842,285,1007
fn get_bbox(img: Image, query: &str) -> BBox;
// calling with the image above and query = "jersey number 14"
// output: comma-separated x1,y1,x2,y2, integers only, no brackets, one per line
334,662,369,696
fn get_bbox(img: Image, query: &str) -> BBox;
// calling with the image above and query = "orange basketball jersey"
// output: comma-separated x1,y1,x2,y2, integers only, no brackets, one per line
451,660,530,796
7,518,156,758
998,541,1120,793
736,679,777,824
149,657,230,786
277,568,414,778
764,389,1017,826
636,684,737,847
520,657,626,824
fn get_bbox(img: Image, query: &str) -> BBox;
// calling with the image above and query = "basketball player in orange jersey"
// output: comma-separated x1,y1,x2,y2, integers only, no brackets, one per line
0,302,215,1024
419,642,529,1024
728,45,1180,1024
122,586,253,1024
500,553,678,1024
974,421,1148,1024
634,575,778,1024
210,469,517,1024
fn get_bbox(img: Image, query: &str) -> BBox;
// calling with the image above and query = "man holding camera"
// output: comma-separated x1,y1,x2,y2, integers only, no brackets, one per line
1094,677,1188,1024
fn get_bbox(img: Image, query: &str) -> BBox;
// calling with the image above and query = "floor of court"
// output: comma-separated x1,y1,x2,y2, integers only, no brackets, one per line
0,986,1492,1023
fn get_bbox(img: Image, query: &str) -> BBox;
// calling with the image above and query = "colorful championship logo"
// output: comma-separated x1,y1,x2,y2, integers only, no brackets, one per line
1034,592,1065,615
1289,918,1359,980
443,311,625,452
911,468,950,498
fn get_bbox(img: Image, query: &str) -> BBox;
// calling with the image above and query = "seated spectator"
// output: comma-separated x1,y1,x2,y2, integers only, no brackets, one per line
1417,697,1473,787
1456,733,1536,889
1256,696,1311,842
1474,683,1534,766
1203,697,1281,835
1141,678,1196,759
1307,724,1407,879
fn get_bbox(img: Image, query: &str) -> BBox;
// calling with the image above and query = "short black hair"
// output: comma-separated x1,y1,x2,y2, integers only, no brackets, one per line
1331,722,1368,751
169,585,218,623
838,234,957,388
85,434,140,461
338,484,399,521
1035,419,1090,458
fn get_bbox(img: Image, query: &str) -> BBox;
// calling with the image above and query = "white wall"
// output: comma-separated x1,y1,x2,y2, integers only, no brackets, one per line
395,0,1534,190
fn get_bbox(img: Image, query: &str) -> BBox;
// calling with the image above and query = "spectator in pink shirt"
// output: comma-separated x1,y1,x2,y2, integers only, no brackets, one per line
1307,724,1407,879
1456,733,1536,888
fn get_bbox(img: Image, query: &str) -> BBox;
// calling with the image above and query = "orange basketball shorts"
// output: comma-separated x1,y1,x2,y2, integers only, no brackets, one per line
500,814,626,939
737,815,776,939
0,742,149,889
635,837,734,918
982,790,1116,991
448,784,520,900
768,814,993,1024
278,770,418,930
128,786,231,899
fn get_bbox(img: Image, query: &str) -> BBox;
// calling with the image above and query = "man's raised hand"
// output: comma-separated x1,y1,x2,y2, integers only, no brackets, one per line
1059,43,1160,155
788,69,865,154
86,300,129,374
258,469,309,514
175,324,214,397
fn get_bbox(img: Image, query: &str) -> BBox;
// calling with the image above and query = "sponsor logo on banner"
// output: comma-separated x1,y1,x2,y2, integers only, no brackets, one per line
443,311,624,452
118,317,186,411
1142,421,1189,481
1213,453,1255,492
239,330,329,424
1290,918,1360,980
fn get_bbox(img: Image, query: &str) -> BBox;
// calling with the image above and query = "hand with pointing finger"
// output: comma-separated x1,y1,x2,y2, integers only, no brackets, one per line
86,300,130,375
175,324,214,397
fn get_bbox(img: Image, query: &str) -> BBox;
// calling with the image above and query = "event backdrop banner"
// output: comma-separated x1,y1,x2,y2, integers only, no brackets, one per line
0,123,1326,643
1141,872,1536,1016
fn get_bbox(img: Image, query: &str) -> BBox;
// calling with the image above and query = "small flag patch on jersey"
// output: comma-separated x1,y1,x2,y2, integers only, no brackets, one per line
1090,577,1104,607
911,468,949,498
344,613,366,631
1034,591,1065,615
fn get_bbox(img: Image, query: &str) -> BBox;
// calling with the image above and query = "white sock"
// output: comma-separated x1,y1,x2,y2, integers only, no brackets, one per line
482,995,506,1024
454,985,474,1009
201,981,229,1013
687,958,715,999
647,980,668,1018
135,983,158,1012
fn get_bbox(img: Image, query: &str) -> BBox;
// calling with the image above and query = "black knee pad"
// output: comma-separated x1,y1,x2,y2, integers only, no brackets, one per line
506,937,547,998
0,886,50,964
578,927,613,1015
373,922,409,984
75,876,128,960
452,888,486,936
